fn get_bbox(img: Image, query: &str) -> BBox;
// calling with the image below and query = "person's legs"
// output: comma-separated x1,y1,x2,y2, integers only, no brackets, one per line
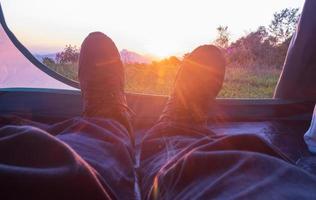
55,117,136,199
0,32,137,200
142,124,316,200
140,121,217,199
140,45,227,197
140,45,316,200
145,139,316,200
274,0,316,100
56,32,137,199
0,124,111,200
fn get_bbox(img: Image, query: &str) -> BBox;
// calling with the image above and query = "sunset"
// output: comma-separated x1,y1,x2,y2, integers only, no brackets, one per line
0,0,307,98
1,0,303,57
0,1,316,199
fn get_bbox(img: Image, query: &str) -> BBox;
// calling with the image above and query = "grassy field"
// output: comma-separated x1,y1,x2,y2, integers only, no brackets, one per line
125,64,281,98
47,63,281,98
218,66,281,98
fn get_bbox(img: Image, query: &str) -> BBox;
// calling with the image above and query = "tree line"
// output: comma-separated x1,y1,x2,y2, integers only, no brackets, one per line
43,8,300,71
214,8,300,69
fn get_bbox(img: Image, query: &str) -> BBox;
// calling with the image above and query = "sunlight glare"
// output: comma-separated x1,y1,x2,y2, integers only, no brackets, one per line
1,0,304,57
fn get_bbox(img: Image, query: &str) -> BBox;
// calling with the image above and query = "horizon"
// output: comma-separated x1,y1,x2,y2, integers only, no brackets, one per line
1,0,304,58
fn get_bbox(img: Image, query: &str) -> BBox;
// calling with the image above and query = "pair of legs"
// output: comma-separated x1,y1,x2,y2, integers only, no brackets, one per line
0,32,230,199
50,32,316,200
70,32,227,199
68,3,316,198
2,7,316,197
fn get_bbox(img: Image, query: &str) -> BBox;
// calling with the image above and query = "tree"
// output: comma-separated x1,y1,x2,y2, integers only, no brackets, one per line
163,56,181,66
42,57,55,67
56,45,80,64
268,8,300,44
227,26,274,66
214,26,230,49
211,8,300,69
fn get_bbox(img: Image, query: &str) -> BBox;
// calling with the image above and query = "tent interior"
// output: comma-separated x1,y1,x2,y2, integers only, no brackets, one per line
0,2,315,176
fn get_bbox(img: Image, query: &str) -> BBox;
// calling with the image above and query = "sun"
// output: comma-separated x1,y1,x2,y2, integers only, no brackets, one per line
144,41,180,59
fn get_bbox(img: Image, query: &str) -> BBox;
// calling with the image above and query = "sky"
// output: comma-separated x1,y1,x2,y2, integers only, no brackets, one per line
1,0,304,58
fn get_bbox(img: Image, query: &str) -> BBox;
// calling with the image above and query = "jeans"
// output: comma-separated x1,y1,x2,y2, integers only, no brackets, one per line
1,117,316,200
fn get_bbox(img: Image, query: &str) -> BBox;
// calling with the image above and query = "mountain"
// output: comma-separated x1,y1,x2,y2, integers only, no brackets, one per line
120,49,151,64
34,53,56,62
34,49,152,64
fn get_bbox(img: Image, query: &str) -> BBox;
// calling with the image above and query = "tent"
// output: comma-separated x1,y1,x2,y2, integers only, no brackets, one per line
0,1,315,173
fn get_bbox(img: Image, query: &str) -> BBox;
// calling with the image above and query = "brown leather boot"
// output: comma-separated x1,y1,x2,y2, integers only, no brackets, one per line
158,45,226,126
79,32,133,134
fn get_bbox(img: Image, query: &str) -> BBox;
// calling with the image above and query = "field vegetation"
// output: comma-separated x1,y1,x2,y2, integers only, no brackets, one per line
42,8,299,98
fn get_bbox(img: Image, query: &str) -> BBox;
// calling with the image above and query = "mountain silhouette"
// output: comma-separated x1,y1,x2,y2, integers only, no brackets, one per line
34,49,152,64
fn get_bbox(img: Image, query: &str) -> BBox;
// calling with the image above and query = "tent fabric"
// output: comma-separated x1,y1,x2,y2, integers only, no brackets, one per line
0,4,78,89
305,105,316,153
0,0,316,199
274,0,316,100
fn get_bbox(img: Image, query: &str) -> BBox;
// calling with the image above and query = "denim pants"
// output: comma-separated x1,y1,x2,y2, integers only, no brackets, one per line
1,117,316,200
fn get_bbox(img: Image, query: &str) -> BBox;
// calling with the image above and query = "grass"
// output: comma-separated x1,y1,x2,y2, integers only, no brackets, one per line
125,63,281,98
125,63,179,95
47,63,281,98
219,66,281,98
